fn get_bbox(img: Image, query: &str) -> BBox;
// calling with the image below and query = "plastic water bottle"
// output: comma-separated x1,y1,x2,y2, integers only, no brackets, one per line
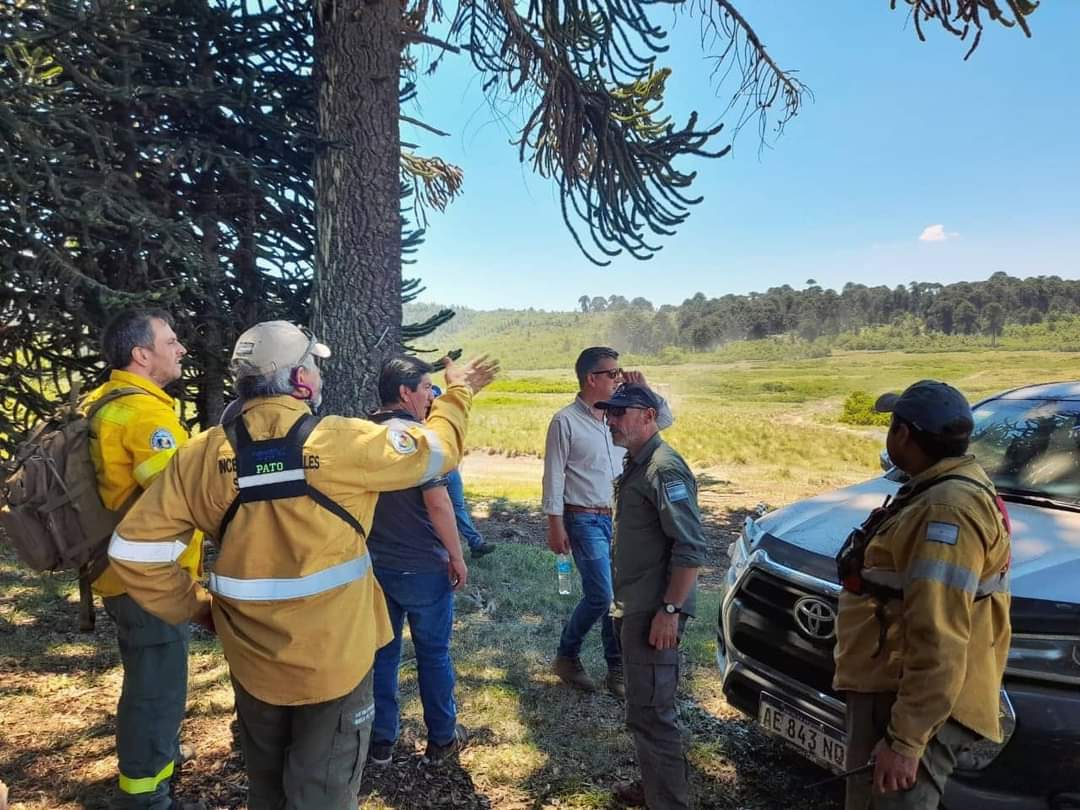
556,553,573,595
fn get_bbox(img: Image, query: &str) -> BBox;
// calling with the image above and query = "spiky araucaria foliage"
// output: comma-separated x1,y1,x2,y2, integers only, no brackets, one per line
0,0,464,447
893,0,1037,59
387,0,1037,265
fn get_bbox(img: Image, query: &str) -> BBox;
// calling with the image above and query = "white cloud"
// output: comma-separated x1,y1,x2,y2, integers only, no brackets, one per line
918,224,959,242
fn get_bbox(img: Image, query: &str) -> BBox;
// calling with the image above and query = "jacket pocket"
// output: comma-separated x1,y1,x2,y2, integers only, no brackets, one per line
327,687,374,790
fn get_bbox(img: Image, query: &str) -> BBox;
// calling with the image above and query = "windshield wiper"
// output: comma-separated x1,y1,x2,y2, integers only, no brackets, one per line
995,487,1080,512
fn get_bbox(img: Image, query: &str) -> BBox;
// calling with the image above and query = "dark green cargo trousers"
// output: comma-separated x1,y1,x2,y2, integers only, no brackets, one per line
103,594,190,810
232,669,374,810
616,612,691,810
844,691,982,810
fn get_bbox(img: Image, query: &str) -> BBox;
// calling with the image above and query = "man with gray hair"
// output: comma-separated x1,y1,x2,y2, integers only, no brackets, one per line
107,321,498,809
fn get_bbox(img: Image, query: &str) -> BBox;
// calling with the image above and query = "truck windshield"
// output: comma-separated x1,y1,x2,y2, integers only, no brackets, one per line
970,398,1080,503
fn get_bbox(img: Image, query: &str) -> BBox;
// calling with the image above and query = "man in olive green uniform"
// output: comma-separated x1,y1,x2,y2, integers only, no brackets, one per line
599,383,706,810
835,380,1011,810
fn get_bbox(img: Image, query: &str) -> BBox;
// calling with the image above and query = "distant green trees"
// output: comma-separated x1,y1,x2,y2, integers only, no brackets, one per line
590,272,1080,352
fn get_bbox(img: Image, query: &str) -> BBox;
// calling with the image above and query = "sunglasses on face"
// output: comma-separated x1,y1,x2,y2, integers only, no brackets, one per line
605,406,651,418
590,367,623,380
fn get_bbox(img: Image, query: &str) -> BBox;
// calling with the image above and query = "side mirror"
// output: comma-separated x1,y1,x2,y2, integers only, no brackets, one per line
879,450,894,472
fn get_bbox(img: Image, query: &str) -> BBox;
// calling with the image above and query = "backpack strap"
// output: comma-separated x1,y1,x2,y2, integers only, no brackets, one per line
895,474,997,507
82,386,150,423
217,413,365,542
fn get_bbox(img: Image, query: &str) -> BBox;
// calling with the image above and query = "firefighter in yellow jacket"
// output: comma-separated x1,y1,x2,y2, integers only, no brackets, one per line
107,321,499,810
85,308,202,810
834,380,1011,810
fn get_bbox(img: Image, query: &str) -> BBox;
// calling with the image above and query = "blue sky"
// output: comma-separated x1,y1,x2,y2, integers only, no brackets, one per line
403,2,1080,311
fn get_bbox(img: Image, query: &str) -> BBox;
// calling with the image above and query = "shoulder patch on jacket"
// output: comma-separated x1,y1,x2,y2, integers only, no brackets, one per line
388,429,417,455
926,521,959,545
149,428,177,451
663,478,690,503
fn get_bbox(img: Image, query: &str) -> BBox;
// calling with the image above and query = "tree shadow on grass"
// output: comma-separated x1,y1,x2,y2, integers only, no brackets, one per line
429,541,844,810
0,525,843,809
0,717,116,810
0,548,245,809
360,753,491,809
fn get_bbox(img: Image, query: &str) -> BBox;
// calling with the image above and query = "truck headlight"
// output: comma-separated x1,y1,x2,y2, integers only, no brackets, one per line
727,517,764,581
1006,634,1080,686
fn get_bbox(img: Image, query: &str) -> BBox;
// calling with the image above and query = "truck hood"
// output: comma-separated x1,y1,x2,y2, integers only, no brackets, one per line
756,477,1080,604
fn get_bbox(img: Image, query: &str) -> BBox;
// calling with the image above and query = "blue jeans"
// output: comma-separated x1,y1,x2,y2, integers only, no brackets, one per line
557,512,621,671
446,468,483,550
372,568,458,747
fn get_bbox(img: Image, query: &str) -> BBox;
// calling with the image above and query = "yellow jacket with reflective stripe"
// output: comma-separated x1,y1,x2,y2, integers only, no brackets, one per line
834,455,1011,760
84,370,202,597
108,387,473,706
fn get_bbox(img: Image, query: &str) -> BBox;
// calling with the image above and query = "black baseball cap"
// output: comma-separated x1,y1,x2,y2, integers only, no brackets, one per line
596,383,662,412
874,380,974,437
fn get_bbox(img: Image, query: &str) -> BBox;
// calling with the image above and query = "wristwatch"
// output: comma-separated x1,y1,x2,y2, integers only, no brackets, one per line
661,602,682,615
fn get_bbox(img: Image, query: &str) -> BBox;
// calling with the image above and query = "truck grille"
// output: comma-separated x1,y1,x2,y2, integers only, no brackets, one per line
729,568,839,698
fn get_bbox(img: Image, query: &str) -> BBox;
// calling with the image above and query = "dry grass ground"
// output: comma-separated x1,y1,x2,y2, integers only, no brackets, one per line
0,495,842,810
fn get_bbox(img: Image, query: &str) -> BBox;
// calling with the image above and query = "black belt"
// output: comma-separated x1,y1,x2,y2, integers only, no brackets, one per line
564,505,612,516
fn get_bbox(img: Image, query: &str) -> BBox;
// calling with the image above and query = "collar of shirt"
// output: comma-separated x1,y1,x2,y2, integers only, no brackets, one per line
239,394,313,416
624,432,663,471
371,409,419,425
572,394,607,425
108,369,175,408
899,454,980,496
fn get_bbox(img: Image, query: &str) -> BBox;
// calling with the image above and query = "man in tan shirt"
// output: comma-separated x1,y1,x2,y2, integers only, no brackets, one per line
542,347,672,695
108,321,498,810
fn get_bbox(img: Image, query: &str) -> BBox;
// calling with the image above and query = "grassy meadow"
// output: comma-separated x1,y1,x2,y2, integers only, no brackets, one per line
460,349,1080,506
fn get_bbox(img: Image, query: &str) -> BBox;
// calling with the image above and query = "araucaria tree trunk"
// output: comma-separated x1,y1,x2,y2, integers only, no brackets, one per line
312,0,402,416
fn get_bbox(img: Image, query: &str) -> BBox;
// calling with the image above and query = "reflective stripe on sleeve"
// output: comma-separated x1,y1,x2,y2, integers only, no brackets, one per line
108,532,189,563
132,449,176,487
384,418,447,483
906,558,979,594
419,427,446,482
118,759,174,795
208,554,372,601
237,468,307,489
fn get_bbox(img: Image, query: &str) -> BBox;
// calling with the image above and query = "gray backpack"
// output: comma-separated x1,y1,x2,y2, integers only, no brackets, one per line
0,386,143,628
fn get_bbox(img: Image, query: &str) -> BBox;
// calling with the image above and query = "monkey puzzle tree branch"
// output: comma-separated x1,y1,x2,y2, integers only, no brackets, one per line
891,0,1037,59
446,0,731,263
402,30,461,53
401,114,451,137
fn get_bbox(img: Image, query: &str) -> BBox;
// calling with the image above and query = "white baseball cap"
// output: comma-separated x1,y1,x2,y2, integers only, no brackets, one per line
230,321,331,379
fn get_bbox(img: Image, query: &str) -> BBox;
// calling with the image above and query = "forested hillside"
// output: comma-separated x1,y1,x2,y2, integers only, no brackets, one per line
406,272,1080,368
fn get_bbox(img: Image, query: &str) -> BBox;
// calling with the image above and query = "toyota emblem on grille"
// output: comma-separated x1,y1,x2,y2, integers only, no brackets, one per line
793,596,837,640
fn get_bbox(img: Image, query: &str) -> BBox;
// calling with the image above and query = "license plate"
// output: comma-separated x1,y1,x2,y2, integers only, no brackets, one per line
757,693,847,772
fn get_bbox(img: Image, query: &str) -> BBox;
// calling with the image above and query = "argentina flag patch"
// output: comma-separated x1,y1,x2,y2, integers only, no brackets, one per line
926,521,959,545
664,479,690,503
